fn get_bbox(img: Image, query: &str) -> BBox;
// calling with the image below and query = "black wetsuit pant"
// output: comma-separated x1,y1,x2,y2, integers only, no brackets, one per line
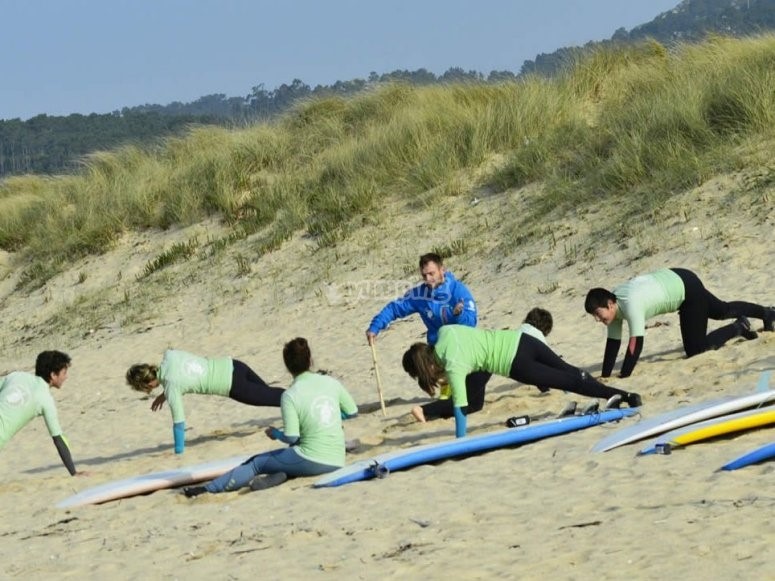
228,359,284,407
509,335,629,400
421,371,492,420
672,268,766,357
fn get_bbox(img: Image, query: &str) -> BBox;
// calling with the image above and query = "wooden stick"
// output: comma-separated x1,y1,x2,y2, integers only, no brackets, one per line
369,341,387,416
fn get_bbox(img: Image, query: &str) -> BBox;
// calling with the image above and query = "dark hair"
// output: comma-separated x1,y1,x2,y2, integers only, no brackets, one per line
419,253,443,269
524,307,553,336
35,350,71,382
402,343,444,396
584,288,617,314
283,337,312,376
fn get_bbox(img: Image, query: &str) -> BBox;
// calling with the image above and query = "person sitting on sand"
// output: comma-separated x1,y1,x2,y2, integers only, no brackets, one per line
411,306,556,423
126,349,285,454
184,337,358,497
0,350,85,476
585,268,774,378
403,325,641,438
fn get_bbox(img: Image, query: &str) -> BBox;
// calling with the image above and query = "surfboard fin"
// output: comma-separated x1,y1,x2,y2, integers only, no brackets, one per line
370,461,390,479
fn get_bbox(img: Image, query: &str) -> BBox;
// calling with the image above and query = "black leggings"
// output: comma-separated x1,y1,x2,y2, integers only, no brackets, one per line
228,359,284,407
421,371,492,420
672,268,766,357
510,335,629,400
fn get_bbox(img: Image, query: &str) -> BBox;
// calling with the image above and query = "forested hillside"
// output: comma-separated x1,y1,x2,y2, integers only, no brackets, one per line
3,0,774,178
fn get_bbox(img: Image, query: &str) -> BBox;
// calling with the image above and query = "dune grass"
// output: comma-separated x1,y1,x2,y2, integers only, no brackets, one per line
2,35,775,288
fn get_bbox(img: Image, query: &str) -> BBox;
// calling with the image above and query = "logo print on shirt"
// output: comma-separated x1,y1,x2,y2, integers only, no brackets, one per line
312,396,337,427
2,386,29,407
183,360,206,378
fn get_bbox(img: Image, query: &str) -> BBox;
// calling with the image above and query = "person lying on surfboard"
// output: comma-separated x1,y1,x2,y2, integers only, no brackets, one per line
126,349,285,454
585,268,775,378
402,325,642,438
366,252,491,425
0,350,86,476
411,306,557,423
183,337,358,497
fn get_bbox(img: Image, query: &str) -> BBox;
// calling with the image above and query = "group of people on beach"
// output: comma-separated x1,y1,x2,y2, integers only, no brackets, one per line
1,252,772,496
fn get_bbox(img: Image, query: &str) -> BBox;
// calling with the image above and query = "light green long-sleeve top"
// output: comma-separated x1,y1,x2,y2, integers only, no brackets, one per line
433,325,521,408
609,268,685,339
159,349,233,423
0,372,62,448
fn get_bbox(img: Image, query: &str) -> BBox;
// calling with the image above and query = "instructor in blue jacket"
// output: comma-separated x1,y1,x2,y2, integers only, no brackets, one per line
366,252,491,424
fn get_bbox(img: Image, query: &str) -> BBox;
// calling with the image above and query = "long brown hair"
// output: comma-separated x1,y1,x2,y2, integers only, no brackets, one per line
402,343,445,396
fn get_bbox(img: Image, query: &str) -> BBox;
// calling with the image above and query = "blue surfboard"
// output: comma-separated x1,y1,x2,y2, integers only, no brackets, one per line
314,408,637,488
720,441,775,471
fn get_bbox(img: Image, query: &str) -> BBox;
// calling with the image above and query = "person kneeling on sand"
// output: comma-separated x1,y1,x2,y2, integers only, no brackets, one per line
410,307,556,423
403,325,641,439
184,338,358,497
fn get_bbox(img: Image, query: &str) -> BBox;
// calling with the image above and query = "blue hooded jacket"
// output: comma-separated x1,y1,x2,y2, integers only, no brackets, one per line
367,271,478,345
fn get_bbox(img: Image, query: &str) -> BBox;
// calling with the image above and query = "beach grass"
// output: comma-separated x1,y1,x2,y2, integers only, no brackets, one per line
2,35,775,288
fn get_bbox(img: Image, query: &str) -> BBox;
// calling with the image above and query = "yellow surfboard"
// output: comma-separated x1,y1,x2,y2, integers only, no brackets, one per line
668,408,775,448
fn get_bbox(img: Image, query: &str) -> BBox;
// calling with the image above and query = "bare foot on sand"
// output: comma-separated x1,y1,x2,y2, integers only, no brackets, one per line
411,406,426,423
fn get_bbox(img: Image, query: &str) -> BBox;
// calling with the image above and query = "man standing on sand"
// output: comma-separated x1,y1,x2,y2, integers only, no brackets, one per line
585,267,774,378
0,350,84,476
366,252,491,423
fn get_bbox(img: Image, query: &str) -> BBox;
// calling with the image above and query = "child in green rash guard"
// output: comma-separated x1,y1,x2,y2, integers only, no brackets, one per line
402,325,640,438
183,337,358,497
0,350,83,476
126,349,285,454
520,307,553,345
585,267,775,378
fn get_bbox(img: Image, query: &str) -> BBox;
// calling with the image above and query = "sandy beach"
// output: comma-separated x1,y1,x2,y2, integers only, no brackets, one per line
1,180,773,579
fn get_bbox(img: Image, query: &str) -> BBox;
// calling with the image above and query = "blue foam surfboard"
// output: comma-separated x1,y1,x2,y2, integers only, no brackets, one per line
314,408,637,488
720,441,775,471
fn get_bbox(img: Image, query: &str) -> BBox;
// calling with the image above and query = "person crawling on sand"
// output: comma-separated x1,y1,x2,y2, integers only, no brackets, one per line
585,267,774,378
126,349,285,454
0,350,85,476
403,325,641,439
410,306,556,422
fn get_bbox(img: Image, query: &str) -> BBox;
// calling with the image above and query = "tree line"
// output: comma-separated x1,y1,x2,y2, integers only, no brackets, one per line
3,0,774,178
0,68,517,178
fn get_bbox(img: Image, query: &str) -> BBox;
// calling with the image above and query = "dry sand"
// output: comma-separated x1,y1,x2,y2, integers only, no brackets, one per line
0,178,773,579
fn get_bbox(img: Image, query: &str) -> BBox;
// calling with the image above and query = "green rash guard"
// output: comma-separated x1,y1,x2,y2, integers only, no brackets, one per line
280,371,358,467
434,325,520,408
159,349,233,424
609,269,685,340
0,372,63,448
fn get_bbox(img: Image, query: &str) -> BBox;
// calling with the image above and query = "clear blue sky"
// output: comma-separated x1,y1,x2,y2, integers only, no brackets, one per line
1,0,681,121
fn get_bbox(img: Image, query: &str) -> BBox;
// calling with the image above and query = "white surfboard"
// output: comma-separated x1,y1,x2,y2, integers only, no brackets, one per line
57,454,251,509
592,390,775,453
638,405,775,455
